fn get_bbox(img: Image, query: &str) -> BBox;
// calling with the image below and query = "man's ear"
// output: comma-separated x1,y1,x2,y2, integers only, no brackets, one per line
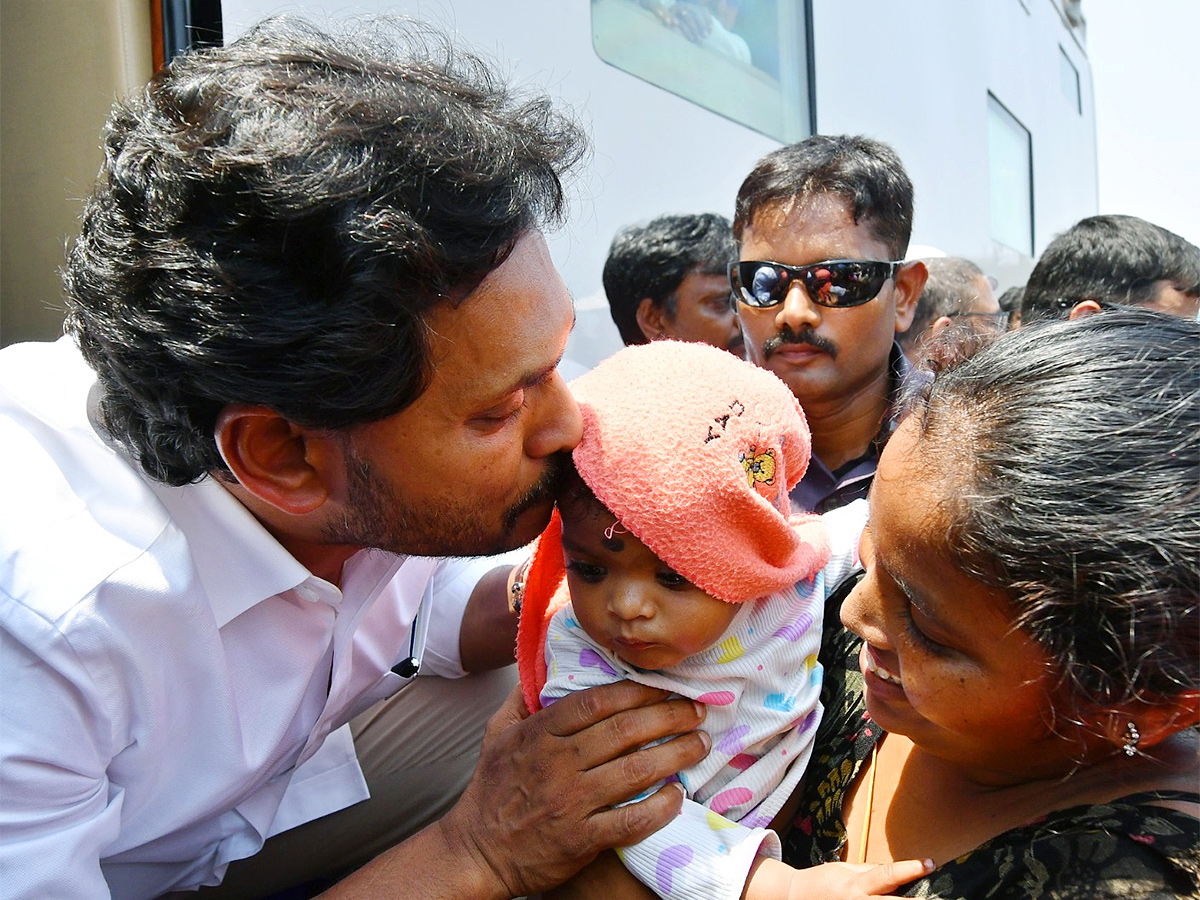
635,297,670,342
929,315,954,337
1068,299,1105,320
893,261,927,333
215,404,335,515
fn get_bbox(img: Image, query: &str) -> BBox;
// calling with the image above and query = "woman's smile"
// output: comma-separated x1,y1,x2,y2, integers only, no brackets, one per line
861,642,903,688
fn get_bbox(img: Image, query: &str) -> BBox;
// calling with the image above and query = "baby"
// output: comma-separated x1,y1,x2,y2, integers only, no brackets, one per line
516,341,928,900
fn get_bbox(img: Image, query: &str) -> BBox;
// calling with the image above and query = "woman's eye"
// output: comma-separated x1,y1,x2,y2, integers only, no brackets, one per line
566,560,606,583
903,601,950,656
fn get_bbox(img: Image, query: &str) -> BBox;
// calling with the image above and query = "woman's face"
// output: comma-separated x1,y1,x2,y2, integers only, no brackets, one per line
840,416,1082,784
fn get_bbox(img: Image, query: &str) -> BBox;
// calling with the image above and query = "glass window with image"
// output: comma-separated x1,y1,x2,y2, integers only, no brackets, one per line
590,0,812,143
987,93,1034,256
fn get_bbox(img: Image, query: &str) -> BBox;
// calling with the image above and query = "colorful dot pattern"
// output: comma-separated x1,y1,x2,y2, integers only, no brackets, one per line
535,501,867,899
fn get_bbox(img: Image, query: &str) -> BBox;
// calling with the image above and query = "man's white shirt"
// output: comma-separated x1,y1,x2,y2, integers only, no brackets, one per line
0,337,503,899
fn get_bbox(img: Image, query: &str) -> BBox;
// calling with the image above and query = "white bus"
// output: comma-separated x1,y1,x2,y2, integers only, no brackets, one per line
2,0,1097,367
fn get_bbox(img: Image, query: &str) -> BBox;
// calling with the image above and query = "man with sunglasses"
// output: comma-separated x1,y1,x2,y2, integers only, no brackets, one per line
730,135,928,514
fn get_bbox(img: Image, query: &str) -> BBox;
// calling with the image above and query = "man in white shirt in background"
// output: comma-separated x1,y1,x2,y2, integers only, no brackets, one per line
0,17,707,900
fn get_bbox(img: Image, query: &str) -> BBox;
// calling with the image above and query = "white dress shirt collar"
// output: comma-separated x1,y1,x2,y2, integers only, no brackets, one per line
144,474,331,627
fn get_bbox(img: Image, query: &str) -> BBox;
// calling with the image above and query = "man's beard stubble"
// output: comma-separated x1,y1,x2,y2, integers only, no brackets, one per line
321,448,568,558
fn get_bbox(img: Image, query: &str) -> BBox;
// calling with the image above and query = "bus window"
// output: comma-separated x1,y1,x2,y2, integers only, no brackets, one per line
987,92,1034,256
591,0,813,142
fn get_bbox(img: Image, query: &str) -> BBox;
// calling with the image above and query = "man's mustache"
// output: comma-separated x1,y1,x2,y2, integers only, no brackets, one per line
762,326,838,359
502,450,570,531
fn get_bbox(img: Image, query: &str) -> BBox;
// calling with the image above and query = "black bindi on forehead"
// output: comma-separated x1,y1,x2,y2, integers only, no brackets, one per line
560,488,627,552
599,520,629,552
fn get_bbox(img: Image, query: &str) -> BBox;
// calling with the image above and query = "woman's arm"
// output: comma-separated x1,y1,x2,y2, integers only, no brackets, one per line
545,847,933,900
742,856,932,900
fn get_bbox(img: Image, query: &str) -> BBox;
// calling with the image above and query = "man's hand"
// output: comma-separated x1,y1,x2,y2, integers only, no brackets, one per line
433,681,709,898
665,1,716,43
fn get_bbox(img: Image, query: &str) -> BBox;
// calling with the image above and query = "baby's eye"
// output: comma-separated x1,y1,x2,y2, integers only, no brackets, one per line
656,570,690,589
566,560,606,584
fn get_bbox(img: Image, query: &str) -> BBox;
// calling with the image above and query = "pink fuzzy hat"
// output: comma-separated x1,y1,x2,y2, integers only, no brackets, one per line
517,340,830,712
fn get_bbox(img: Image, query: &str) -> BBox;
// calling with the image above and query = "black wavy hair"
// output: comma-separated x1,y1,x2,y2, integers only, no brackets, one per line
733,134,914,260
1020,214,1200,325
602,213,735,346
63,16,587,485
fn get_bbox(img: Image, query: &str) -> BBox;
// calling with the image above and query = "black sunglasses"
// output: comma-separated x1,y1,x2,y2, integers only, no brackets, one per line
730,259,903,309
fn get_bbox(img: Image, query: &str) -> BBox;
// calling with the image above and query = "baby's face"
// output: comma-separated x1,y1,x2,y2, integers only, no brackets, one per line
558,493,738,670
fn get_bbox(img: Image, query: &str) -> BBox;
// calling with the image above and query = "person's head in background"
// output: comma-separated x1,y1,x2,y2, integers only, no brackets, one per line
1020,214,1200,325
898,257,1004,364
996,284,1024,330
603,212,743,354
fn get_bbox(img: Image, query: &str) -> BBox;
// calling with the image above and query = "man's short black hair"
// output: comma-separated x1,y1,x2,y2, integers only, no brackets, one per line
899,257,989,352
63,16,586,485
1020,214,1200,325
997,285,1024,315
732,135,914,260
602,213,735,346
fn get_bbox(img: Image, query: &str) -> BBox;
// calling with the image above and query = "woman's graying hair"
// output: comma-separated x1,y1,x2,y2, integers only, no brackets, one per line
63,16,586,486
908,308,1199,714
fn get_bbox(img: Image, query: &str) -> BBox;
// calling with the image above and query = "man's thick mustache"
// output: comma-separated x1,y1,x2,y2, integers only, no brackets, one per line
501,451,570,531
763,327,838,359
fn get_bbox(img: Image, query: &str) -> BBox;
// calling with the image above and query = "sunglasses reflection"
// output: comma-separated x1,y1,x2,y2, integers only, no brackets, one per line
731,259,901,309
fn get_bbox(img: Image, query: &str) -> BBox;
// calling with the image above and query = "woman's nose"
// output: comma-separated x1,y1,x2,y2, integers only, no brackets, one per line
839,570,891,649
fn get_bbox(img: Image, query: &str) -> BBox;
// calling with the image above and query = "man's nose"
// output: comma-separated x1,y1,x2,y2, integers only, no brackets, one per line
524,368,584,459
775,280,823,332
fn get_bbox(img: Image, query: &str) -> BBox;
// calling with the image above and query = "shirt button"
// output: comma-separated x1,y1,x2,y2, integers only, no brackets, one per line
294,584,321,602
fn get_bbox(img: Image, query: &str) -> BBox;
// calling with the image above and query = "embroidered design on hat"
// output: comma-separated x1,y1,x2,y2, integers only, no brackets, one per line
740,447,776,495
704,398,746,443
